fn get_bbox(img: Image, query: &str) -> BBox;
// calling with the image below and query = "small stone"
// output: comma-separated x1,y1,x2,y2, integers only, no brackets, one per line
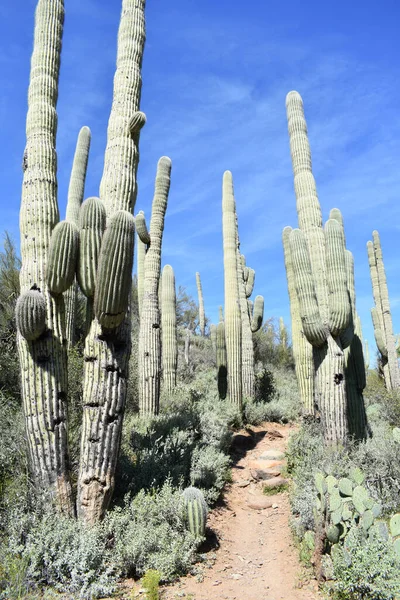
272,503,279,509
236,480,251,488
232,573,243,580
262,476,289,490
259,449,285,461
212,581,222,586
247,498,274,510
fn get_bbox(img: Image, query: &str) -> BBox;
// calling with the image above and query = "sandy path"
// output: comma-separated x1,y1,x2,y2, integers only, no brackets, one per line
157,422,320,600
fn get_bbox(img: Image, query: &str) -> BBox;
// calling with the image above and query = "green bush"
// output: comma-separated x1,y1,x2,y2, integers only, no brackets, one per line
329,526,400,600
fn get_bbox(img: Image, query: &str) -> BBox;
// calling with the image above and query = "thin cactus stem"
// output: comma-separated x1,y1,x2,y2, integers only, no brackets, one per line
161,265,177,392
196,272,205,336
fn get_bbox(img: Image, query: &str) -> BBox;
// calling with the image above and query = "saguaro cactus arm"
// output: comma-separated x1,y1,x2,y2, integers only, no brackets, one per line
251,295,264,333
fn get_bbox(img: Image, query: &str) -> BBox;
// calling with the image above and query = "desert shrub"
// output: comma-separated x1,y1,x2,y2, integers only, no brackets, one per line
105,482,198,580
190,445,231,503
1,483,199,599
329,526,400,600
244,364,300,426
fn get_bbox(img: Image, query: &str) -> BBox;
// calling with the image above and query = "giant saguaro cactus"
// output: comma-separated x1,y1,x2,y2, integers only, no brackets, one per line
138,157,172,415
161,264,177,393
217,321,228,399
17,0,74,514
65,126,91,345
282,226,314,414
77,0,146,522
286,91,352,444
196,272,205,336
136,210,147,318
222,171,242,408
367,231,399,390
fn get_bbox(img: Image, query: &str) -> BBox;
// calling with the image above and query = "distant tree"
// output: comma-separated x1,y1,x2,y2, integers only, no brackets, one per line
176,285,199,332
253,317,294,368
0,232,21,399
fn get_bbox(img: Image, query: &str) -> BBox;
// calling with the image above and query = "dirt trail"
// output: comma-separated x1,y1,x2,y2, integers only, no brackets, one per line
157,422,320,600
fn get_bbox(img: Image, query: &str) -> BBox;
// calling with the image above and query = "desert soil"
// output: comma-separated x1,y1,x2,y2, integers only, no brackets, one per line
123,422,321,600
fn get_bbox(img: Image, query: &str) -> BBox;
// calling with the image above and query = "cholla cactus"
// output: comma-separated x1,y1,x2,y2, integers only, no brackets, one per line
161,265,177,392
285,91,352,444
196,272,205,336
367,231,399,390
222,171,242,408
138,157,172,415
65,126,91,345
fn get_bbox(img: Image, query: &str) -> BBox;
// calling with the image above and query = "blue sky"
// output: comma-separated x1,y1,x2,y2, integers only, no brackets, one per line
1,0,400,361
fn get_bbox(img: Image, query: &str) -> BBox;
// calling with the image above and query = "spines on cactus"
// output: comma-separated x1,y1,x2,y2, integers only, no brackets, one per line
46,221,80,295
77,197,107,298
15,289,47,341
94,210,135,329
182,487,208,540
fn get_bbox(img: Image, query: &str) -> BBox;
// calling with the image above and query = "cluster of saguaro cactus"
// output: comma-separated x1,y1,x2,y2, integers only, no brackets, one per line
161,265,177,392
283,91,367,444
16,0,147,522
137,157,172,415
367,231,400,390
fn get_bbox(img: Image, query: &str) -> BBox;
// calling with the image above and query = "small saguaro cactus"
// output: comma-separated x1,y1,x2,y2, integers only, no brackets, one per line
161,265,177,393
138,157,172,415
286,91,352,445
217,321,228,399
282,226,314,414
210,323,217,354
196,272,205,336
64,126,91,345
182,487,208,540
222,171,242,409
367,231,400,390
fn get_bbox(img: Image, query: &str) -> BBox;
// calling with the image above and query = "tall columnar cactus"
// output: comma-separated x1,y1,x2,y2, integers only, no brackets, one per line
216,321,228,399
196,272,205,336
222,171,242,408
279,317,287,349
282,226,314,413
77,0,146,522
138,157,172,415
210,323,217,354
219,305,224,322
136,210,148,318
17,0,74,514
161,265,177,393
65,126,91,345
286,91,352,445
367,231,400,390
